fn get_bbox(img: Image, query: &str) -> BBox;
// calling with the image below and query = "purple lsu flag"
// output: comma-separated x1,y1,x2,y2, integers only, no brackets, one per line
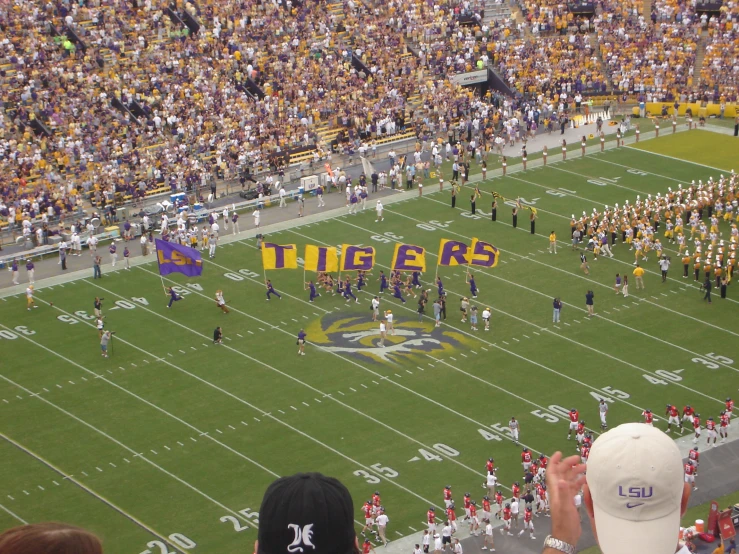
155,239,204,277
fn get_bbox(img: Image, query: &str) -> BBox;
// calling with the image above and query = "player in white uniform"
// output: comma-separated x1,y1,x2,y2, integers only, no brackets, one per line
509,417,520,445
599,399,609,429
375,200,384,222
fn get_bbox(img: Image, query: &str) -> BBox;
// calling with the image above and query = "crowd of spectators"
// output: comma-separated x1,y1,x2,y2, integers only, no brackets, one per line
699,3,739,101
3,0,739,237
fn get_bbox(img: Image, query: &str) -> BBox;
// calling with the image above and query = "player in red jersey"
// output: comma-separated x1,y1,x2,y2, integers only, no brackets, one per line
567,408,580,440
642,409,654,426
518,507,536,539
684,462,697,491
500,504,513,536
443,486,453,508
705,416,718,447
494,490,504,519
688,446,700,472
362,500,378,537
446,502,457,533
372,491,382,515
536,484,549,517
666,404,681,433
719,411,730,442
521,447,532,472
727,397,734,420
692,413,702,443
580,444,591,464
511,482,521,499
427,506,437,533
469,501,480,536
575,421,586,448
682,405,695,431
481,496,492,522
486,458,495,475
539,454,548,469
582,432,593,449
463,493,472,520
363,539,376,554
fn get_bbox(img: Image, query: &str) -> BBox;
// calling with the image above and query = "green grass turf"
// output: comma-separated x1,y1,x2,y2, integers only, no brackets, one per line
1,137,738,553
630,129,739,172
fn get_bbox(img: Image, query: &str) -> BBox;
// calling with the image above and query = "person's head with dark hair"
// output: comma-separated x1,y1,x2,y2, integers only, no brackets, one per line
0,522,103,554
256,472,358,554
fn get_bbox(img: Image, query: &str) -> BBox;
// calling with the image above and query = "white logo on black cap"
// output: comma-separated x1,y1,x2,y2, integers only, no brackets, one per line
287,524,315,553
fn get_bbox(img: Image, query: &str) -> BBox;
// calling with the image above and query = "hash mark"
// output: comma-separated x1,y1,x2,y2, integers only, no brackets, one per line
124,458,131,463
502,341,509,345
38,485,44,491
278,410,286,414
360,384,369,388
96,467,103,472
350,387,357,392
177,441,185,446
338,391,345,395
461,352,469,356
53,481,60,486
254,417,261,422
290,406,298,411
216,429,223,434
314,398,322,403
190,437,198,442
302,402,310,407
150,450,157,455
56,384,63,388
109,462,117,467
237,334,243,338
247,330,254,334
228,425,236,430
481,346,489,351
164,446,171,451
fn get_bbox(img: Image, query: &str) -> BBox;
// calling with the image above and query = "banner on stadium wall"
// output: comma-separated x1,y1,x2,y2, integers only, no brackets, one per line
449,69,488,86
263,241,500,271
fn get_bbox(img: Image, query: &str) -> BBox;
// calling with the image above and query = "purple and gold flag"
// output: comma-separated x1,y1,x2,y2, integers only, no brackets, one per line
155,239,203,277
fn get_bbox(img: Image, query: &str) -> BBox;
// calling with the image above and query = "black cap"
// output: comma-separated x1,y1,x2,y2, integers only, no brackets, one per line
258,473,356,554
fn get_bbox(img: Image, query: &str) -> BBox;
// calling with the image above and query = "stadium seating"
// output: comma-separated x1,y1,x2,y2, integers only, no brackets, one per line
3,0,738,235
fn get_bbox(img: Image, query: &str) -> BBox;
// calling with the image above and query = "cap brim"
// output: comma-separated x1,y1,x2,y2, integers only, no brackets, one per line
593,504,680,554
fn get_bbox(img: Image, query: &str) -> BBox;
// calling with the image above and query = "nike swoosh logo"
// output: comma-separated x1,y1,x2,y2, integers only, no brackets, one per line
626,503,644,509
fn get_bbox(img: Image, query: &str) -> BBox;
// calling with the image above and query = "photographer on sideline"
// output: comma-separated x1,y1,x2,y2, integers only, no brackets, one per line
659,256,671,283
94,297,104,318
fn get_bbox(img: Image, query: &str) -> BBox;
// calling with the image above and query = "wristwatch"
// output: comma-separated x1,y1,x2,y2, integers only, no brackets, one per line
544,535,576,554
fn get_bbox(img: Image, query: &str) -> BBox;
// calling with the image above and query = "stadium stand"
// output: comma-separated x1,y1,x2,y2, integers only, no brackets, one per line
2,0,738,240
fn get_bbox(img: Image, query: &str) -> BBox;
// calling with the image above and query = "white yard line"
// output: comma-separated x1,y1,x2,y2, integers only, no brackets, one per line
42,286,458,503
309,220,727,404
0,381,249,539
0,501,28,525
399,198,739,343
285,229,660,413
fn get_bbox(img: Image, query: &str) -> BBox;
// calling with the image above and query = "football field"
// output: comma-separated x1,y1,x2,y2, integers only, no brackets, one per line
1,132,738,553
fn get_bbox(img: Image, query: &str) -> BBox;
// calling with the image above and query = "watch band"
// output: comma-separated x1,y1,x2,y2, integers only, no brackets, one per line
544,535,576,554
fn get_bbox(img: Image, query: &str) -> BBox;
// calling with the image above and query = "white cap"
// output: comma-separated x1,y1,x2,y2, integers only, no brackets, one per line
587,423,684,554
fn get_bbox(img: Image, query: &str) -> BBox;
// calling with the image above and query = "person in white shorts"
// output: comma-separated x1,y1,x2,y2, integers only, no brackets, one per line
509,417,520,445
510,498,519,530
375,200,384,222
433,533,442,554
599,399,609,429
482,520,495,551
